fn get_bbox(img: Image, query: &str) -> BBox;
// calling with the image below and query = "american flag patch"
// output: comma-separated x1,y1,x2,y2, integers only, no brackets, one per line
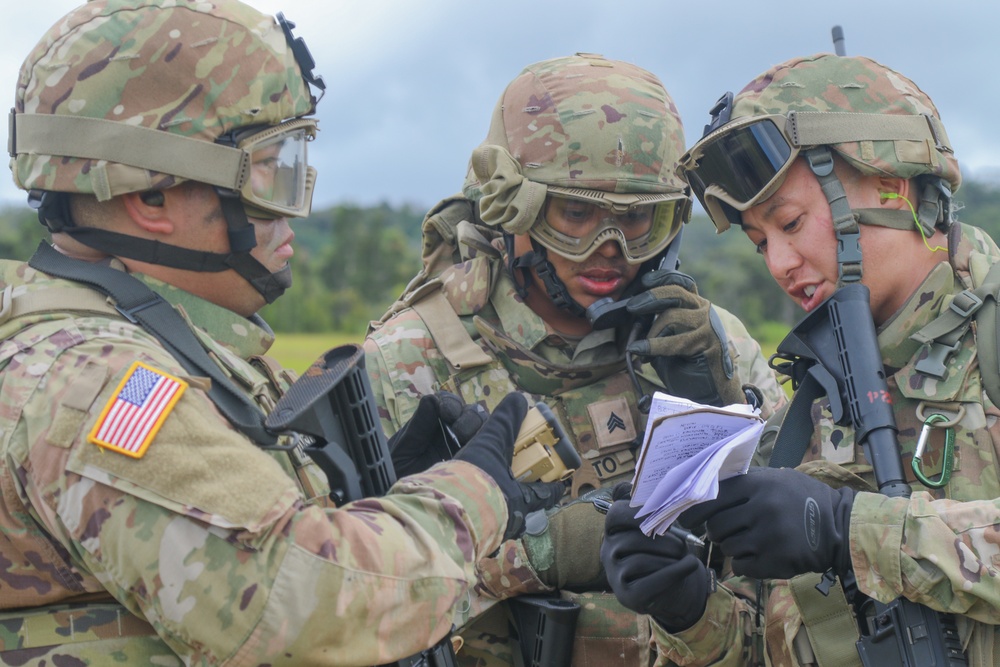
88,361,188,458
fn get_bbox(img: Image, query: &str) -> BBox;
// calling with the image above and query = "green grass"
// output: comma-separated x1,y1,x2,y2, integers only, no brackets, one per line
268,332,361,375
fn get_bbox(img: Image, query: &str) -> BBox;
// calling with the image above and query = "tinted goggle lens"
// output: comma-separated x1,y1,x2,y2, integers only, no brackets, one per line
686,118,794,210
530,195,687,264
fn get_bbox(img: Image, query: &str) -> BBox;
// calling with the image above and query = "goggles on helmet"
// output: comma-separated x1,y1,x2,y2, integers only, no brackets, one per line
218,118,318,220
677,110,951,231
529,187,689,264
678,114,798,231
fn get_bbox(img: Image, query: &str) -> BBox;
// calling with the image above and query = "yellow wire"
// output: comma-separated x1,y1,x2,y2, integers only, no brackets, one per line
881,192,946,253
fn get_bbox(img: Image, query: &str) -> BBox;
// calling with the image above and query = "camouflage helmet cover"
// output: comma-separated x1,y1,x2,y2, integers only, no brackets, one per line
730,53,961,193
10,0,317,200
463,53,689,234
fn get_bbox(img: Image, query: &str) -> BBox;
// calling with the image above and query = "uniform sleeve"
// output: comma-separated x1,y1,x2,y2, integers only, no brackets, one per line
649,586,755,667
712,305,788,420
363,310,450,437
11,332,508,666
851,490,1000,623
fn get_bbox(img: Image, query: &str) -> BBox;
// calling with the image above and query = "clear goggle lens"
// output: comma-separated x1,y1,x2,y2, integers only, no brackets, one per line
529,190,688,264
680,116,796,227
232,119,317,220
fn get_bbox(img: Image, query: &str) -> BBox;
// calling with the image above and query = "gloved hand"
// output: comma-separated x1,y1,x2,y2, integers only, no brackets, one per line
522,490,609,591
626,270,743,407
681,467,856,580
388,391,488,477
601,497,710,632
454,393,566,541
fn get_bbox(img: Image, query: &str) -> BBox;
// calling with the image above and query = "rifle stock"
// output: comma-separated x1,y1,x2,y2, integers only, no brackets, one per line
265,344,458,667
773,284,966,667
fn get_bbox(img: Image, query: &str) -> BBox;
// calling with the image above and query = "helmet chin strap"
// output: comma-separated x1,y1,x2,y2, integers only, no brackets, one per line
31,189,292,304
504,233,666,323
803,147,863,286
505,234,587,318
216,193,291,304
803,147,954,289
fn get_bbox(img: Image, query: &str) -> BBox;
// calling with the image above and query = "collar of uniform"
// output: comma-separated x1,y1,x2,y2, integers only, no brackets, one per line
877,260,955,369
130,272,275,360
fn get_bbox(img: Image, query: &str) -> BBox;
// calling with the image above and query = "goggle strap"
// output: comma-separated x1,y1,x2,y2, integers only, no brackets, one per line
805,148,862,285
789,111,952,153
11,112,248,192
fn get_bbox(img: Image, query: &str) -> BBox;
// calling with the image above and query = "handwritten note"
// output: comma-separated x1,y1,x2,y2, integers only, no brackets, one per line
630,392,763,536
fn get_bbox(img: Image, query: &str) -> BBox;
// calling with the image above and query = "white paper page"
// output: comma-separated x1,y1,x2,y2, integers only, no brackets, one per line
632,409,760,506
637,420,764,534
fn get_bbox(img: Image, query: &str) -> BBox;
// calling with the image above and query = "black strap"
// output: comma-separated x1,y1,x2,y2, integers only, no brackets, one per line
28,242,276,446
768,373,825,469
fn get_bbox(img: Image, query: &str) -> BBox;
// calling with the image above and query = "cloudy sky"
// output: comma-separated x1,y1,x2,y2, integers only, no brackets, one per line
4,1,999,213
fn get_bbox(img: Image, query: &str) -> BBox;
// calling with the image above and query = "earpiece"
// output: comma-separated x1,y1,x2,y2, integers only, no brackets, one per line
880,192,899,200
139,190,165,207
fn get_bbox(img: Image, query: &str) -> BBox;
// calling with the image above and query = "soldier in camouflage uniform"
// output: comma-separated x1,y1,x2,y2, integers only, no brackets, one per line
0,1,564,665
601,52,1000,666
364,54,786,667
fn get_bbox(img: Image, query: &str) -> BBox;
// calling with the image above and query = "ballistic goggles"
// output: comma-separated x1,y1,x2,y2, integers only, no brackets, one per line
218,118,318,220
529,186,690,264
8,111,317,219
677,110,951,231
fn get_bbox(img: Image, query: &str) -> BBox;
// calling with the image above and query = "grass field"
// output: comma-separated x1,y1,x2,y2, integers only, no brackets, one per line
267,332,363,375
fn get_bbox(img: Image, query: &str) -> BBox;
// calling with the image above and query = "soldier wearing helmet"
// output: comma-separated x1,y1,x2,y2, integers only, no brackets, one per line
601,53,1000,666
0,1,564,664
364,53,785,667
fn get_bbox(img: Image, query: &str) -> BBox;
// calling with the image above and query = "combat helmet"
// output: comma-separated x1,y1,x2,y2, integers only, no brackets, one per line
462,53,691,316
677,53,958,283
9,0,326,303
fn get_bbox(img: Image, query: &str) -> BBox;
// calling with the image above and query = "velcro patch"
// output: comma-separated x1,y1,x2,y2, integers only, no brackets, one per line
88,361,187,458
586,396,636,449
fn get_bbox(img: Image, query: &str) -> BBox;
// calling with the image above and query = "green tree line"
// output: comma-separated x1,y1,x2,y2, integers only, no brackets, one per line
1,177,998,339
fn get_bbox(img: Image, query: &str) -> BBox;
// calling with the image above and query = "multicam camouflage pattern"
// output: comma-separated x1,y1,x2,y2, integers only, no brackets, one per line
364,198,786,667
11,0,316,199
0,257,509,665
729,53,961,194
650,222,1000,666
462,53,689,235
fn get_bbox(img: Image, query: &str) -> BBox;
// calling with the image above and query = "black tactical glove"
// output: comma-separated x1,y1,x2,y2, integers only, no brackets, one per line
388,391,488,478
681,467,856,580
626,270,743,407
454,393,566,541
601,497,710,632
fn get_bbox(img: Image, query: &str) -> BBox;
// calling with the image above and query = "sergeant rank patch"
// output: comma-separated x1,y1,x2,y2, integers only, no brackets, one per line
88,361,188,458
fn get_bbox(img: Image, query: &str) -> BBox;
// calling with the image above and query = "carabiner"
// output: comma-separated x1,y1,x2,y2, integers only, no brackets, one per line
911,413,955,489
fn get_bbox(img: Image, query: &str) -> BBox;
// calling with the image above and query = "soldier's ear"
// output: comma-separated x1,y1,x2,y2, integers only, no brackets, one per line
121,191,174,235
876,177,910,209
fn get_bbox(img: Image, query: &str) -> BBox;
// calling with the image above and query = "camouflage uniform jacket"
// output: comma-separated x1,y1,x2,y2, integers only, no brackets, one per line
364,243,785,665
0,253,509,666
651,222,1000,666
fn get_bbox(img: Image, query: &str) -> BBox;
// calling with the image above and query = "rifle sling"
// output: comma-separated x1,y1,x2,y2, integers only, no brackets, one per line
28,242,276,446
768,372,825,469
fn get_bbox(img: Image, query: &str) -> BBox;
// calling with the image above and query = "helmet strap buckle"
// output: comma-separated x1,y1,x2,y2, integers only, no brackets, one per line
804,147,863,285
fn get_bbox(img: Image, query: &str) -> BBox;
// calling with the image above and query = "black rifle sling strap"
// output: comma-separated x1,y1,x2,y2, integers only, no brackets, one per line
768,373,825,469
28,241,276,447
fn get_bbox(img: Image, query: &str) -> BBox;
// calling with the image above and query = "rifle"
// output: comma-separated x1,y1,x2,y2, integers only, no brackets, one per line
264,345,582,667
770,284,966,666
264,344,458,667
